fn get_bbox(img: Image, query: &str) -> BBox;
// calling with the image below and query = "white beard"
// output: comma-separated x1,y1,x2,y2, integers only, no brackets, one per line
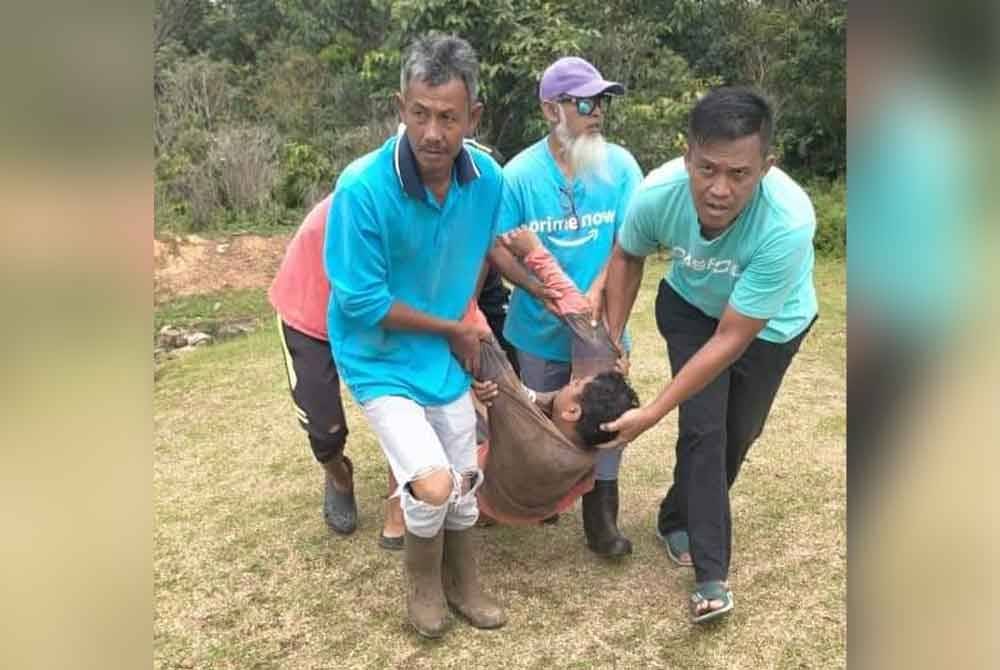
554,110,610,183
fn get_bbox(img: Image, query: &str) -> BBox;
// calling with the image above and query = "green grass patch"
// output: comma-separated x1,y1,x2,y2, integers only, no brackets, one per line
154,287,272,333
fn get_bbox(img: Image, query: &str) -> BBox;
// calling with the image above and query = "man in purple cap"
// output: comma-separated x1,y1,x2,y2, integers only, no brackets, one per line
488,56,643,556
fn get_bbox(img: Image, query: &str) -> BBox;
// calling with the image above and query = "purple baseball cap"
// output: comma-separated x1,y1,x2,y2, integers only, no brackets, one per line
539,57,624,101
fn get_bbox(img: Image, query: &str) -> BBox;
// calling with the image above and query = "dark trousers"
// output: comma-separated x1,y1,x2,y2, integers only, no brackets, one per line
277,319,348,465
654,281,813,583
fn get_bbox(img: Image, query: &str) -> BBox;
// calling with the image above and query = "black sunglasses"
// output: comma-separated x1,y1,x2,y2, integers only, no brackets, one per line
555,93,612,117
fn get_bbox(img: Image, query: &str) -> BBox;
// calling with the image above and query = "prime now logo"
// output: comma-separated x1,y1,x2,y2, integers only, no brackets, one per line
526,209,615,248
670,246,742,277
525,209,616,235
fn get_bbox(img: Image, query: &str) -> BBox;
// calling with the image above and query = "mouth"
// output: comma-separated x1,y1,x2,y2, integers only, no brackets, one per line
704,202,729,217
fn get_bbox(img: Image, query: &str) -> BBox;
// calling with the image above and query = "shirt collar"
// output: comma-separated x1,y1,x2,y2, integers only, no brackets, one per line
394,128,481,200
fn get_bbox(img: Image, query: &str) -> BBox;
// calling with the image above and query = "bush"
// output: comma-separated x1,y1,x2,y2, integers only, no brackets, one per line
807,178,846,258
210,124,279,211
275,142,334,210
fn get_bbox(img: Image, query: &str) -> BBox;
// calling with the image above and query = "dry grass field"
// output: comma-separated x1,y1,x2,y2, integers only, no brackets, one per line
154,258,845,669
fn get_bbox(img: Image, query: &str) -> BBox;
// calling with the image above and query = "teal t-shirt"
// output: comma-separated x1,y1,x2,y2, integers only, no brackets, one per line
618,158,817,343
499,138,643,361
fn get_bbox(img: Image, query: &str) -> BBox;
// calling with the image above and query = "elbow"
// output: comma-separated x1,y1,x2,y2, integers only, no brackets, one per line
613,243,644,270
335,290,391,328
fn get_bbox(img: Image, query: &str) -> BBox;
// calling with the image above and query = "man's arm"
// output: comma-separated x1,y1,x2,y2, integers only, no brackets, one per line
488,242,561,313
604,243,646,346
380,302,485,376
584,262,610,327
601,305,766,443
502,228,589,315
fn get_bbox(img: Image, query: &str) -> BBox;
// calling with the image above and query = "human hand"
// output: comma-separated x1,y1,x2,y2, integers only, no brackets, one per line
531,283,563,316
614,354,630,377
599,407,658,445
471,379,499,406
501,227,542,257
584,283,604,328
447,322,484,377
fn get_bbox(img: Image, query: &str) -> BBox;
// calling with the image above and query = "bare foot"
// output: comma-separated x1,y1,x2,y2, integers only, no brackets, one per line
382,496,404,539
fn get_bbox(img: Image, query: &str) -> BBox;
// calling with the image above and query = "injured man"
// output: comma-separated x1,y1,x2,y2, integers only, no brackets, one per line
469,228,639,525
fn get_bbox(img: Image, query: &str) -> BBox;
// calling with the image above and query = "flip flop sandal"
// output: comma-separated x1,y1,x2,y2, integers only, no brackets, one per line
656,527,694,567
690,581,734,624
377,532,404,551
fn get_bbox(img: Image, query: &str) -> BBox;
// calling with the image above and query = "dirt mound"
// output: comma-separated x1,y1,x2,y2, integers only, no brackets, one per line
154,233,291,304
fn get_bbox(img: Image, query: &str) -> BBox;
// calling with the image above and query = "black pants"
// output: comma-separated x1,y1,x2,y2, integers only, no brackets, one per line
277,319,348,465
654,281,814,583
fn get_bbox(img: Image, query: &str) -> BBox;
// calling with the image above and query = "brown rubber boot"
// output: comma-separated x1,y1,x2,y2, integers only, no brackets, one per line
404,529,449,638
442,528,507,629
582,479,632,557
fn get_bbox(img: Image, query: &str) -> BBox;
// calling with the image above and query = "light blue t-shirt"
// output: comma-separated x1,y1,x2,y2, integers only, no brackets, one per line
618,158,817,343
499,138,643,361
324,134,504,405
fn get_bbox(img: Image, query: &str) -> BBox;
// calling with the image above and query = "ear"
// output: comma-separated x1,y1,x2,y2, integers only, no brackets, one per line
559,401,582,424
683,143,693,170
541,101,559,125
761,153,776,177
468,100,484,133
395,91,405,121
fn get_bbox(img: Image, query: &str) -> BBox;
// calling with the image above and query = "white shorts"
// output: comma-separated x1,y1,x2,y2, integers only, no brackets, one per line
361,391,481,536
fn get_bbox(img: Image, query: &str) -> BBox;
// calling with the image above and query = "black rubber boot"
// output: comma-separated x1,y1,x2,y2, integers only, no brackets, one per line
582,479,632,556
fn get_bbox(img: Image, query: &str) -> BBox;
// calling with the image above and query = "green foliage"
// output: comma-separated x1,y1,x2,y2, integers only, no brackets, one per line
154,0,845,236
807,178,846,258
662,0,845,177
275,141,334,209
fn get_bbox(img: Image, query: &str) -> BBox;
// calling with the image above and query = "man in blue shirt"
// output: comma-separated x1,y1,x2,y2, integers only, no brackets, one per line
603,87,818,623
324,34,505,638
488,57,644,557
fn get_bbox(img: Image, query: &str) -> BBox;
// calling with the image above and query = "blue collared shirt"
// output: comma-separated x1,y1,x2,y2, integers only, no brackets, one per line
324,132,504,405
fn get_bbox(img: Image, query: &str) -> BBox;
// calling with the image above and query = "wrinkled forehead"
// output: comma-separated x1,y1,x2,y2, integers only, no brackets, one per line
403,77,470,110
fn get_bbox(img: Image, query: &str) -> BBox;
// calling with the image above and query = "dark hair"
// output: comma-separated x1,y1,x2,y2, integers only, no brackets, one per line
401,33,479,106
688,86,774,155
576,371,640,447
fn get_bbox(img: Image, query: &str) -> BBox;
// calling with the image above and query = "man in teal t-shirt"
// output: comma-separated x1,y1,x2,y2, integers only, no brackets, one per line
488,56,643,557
603,87,818,624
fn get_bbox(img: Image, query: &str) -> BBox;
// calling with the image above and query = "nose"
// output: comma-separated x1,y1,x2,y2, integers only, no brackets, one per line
424,118,443,143
708,176,731,199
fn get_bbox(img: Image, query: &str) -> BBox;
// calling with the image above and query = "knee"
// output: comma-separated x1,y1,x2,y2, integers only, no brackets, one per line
409,468,454,507
309,427,347,464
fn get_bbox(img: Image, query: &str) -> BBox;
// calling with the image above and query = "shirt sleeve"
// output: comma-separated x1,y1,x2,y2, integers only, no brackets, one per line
729,223,812,321
323,183,394,328
496,174,523,235
616,185,663,257
489,175,505,243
